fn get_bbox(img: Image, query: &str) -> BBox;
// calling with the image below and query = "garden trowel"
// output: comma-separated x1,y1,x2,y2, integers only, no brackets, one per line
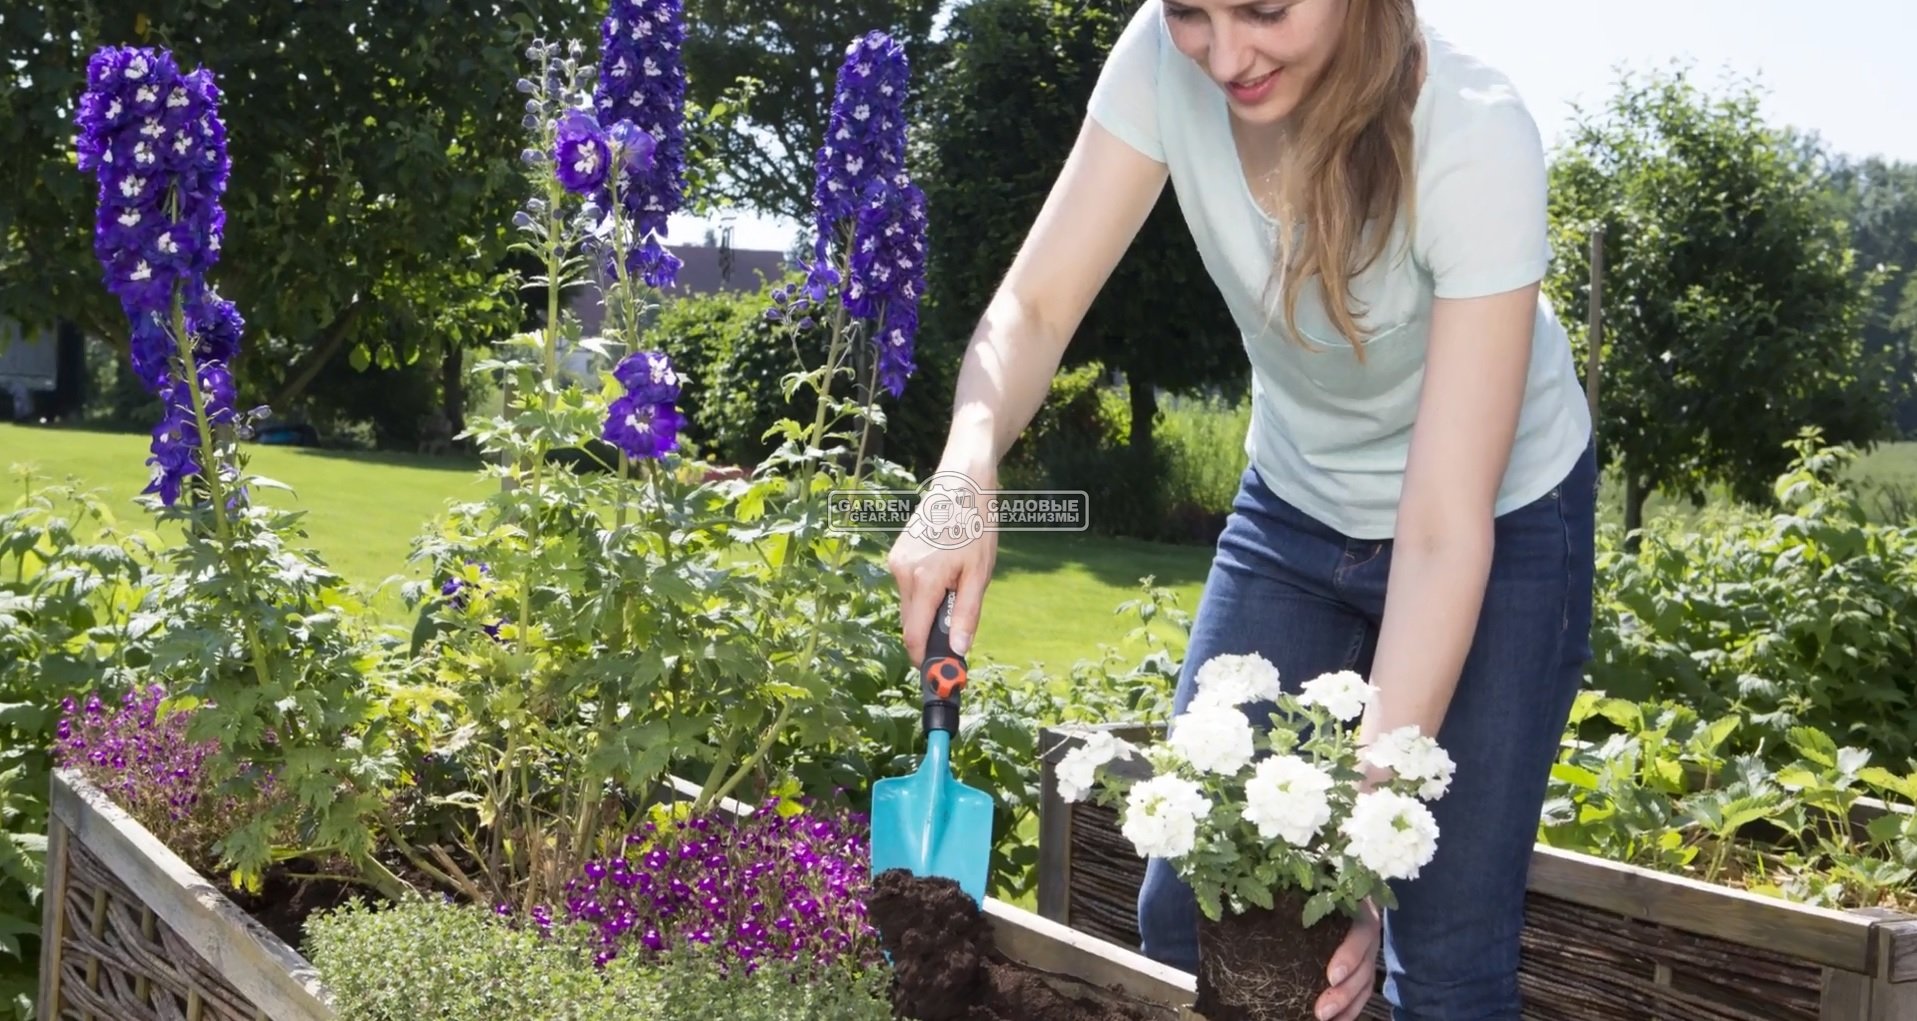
870,588,995,905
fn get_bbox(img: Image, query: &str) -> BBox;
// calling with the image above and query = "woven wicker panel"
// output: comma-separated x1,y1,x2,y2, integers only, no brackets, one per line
1065,799,1820,1021
51,839,263,1021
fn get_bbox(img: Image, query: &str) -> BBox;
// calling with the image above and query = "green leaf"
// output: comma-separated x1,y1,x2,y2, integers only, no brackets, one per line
1302,891,1336,927
1789,726,1839,769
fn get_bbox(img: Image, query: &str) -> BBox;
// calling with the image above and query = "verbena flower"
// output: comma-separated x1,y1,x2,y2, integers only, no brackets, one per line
603,350,682,460
555,800,880,974
1242,754,1335,847
1297,669,1379,723
1189,652,1284,713
1167,703,1255,777
593,0,687,288
1120,775,1210,860
795,31,927,398
1339,788,1440,881
76,44,246,508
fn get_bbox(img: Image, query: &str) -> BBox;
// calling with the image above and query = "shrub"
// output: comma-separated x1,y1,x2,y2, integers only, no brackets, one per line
306,896,893,1021
1588,432,1917,770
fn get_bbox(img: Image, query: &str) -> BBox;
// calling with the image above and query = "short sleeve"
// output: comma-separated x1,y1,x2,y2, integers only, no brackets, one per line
1413,94,1551,300
1087,1,1166,163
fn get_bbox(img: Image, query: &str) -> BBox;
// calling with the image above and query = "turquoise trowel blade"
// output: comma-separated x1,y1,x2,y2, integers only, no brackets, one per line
870,729,995,905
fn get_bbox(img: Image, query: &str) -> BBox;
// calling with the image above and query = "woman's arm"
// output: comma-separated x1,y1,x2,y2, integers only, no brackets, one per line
1358,283,1538,746
892,116,1168,661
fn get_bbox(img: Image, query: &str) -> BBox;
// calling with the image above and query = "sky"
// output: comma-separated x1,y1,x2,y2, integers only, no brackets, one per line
666,0,1917,254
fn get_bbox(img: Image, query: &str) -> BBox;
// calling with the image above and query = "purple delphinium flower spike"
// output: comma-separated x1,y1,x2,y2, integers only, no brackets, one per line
795,31,927,398
594,0,687,288
76,44,246,506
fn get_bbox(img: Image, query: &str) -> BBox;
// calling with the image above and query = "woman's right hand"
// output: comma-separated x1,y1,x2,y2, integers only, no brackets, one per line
888,469,999,665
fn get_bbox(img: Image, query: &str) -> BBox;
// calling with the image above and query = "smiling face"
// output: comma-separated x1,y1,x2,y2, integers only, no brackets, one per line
1161,0,1351,126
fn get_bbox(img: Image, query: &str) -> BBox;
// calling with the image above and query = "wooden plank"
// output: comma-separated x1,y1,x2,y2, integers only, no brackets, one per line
1867,913,1917,1021
1819,967,1872,1021
1527,845,1876,975
49,769,338,1021
35,814,69,1021
986,896,1202,1020
1036,730,1072,925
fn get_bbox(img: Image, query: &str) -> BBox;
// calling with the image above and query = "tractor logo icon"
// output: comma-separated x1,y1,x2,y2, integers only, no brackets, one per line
907,472,987,550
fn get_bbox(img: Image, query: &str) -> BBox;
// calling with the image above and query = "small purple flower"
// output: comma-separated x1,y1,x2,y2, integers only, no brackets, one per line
553,109,611,194
603,350,682,461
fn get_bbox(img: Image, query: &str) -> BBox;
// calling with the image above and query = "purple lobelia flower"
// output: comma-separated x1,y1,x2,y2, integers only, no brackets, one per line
603,350,682,461
791,31,927,398
558,800,881,974
593,0,687,288
76,44,248,506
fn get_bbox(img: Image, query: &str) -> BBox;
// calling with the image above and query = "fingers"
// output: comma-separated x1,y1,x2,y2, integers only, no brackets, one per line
894,565,942,665
1318,903,1381,1020
947,545,992,657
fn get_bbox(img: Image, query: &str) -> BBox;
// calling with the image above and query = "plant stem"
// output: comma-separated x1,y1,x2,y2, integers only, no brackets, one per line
709,699,794,809
170,287,273,694
696,729,744,806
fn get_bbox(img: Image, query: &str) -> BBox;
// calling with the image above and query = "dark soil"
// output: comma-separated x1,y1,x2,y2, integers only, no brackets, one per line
1193,890,1352,1021
865,869,1155,1021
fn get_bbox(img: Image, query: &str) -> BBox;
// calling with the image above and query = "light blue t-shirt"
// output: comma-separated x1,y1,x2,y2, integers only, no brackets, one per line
1087,0,1592,539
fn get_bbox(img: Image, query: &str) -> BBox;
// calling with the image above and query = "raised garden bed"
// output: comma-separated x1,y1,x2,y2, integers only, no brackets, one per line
1036,724,1917,1021
35,767,1207,1021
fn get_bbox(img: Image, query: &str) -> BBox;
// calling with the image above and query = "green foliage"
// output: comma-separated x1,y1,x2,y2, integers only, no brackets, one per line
1544,66,1888,526
1001,368,1244,545
1824,155,1917,437
305,897,895,1021
645,275,830,467
1543,692,1917,911
1588,432,1917,767
0,472,168,1017
392,48,919,912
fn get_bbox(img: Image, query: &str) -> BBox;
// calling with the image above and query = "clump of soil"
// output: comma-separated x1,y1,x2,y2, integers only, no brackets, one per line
1193,889,1352,1021
866,869,1153,1021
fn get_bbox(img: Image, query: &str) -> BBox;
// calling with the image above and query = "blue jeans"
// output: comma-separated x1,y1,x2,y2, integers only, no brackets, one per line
1136,442,1597,1020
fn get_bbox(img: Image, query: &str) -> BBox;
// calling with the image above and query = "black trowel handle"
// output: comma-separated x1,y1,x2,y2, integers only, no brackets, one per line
920,588,968,736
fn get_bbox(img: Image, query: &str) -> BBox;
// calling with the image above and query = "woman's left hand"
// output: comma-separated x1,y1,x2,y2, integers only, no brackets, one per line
1317,897,1382,1020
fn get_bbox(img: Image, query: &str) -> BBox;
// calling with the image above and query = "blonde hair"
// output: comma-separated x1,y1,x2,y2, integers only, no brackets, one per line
1263,0,1424,360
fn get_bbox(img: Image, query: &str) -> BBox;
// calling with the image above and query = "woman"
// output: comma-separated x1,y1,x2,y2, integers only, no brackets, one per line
887,0,1596,1017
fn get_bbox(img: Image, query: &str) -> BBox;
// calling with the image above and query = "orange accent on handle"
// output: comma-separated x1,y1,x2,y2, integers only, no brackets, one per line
928,658,968,699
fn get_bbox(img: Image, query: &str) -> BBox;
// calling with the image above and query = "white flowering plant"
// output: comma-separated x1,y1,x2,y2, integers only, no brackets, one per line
1057,653,1455,927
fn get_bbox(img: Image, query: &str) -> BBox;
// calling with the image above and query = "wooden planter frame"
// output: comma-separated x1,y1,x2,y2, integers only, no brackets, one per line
1036,723,1917,1021
36,767,1206,1021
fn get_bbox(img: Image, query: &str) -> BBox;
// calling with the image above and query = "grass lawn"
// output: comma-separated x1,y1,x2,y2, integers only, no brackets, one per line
0,423,1214,669
8,422,1912,669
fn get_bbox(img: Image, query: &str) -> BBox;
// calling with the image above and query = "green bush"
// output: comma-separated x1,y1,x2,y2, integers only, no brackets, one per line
0,476,162,1018
305,897,894,1021
1588,432,1917,770
643,274,831,467
1003,367,1247,545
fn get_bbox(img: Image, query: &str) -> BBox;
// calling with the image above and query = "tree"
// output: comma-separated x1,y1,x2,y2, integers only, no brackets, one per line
1824,154,1917,437
680,0,942,224
1,1,598,429
910,0,1241,468
1543,66,1888,533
